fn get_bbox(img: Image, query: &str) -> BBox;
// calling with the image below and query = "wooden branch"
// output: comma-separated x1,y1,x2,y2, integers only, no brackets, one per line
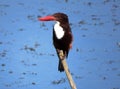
58,50,77,89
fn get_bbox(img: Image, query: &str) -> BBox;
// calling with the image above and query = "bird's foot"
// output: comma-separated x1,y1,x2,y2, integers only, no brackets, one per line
57,49,65,60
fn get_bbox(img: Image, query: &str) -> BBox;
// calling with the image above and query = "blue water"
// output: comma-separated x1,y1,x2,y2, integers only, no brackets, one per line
0,0,120,89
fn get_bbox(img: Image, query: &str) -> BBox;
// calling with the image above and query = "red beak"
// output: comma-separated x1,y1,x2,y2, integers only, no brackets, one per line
38,16,56,21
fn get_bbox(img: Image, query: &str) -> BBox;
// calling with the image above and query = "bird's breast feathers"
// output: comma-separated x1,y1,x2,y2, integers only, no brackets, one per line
54,21,65,39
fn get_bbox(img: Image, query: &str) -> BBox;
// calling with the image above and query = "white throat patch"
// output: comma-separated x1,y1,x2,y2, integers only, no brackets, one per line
54,21,65,39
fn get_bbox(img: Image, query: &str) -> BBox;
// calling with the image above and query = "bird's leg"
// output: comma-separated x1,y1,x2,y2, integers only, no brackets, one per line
56,49,65,60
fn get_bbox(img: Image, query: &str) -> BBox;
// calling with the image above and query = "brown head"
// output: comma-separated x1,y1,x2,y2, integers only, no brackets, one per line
38,13,69,24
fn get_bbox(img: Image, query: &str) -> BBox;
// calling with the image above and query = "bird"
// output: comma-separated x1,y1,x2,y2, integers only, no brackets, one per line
38,13,73,72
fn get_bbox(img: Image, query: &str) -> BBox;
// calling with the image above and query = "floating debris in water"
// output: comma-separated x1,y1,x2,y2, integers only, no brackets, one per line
24,45,36,52
1,64,6,67
0,50,7,57
9,71,13,74
52,78,66,85
75,75,83,79
117,42,120,48
32,82,36,85
0,42,3,44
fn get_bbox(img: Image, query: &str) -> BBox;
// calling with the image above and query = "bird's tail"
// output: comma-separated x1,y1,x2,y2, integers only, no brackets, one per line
56,49,68,72
58,60,64,72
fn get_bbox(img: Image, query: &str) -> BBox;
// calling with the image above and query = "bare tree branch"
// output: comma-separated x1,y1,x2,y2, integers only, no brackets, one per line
58,50,77,89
